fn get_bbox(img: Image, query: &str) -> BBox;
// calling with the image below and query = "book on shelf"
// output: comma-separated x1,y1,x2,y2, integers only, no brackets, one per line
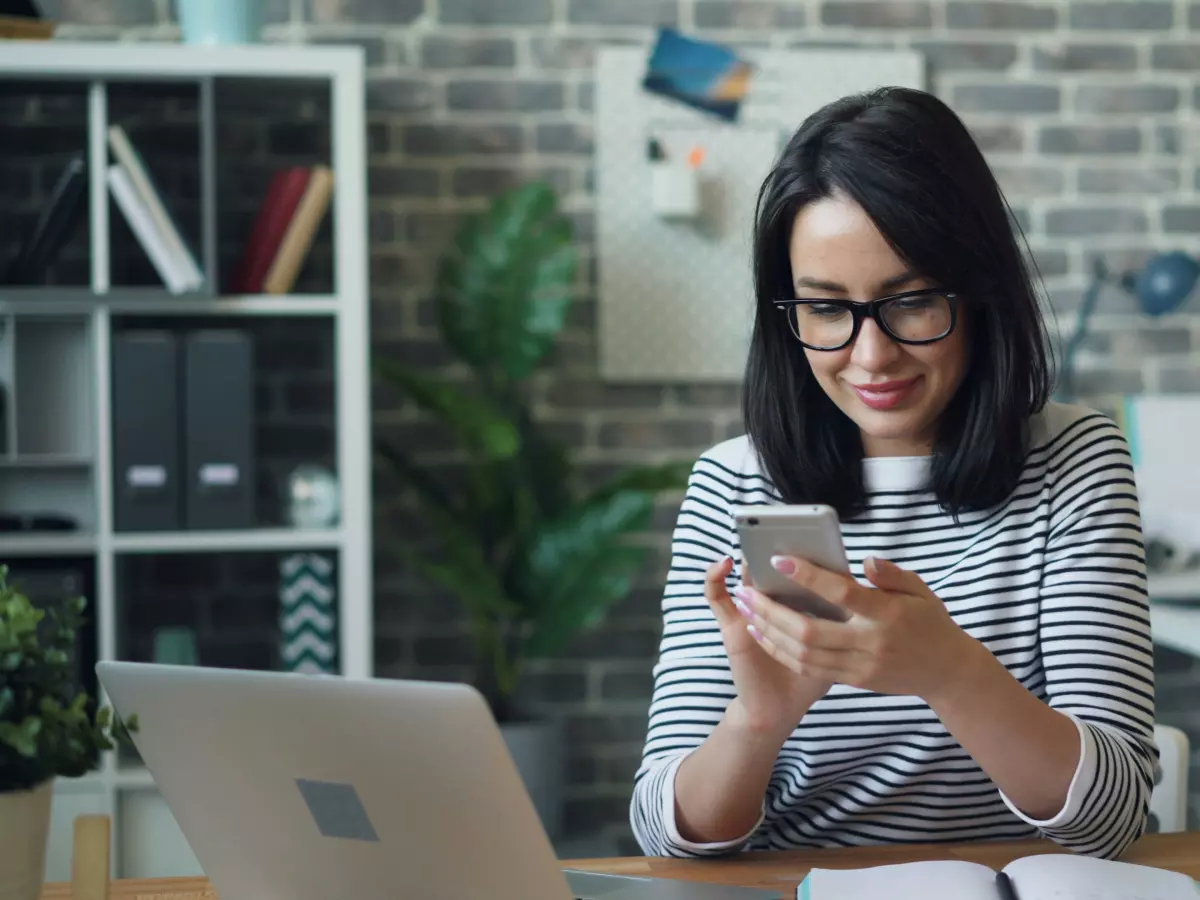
263,165,334,294
0,151,87,285
0,0,55,40
106,125,204,293
228,164,334,295
797,853,1199,900
107,163,194,294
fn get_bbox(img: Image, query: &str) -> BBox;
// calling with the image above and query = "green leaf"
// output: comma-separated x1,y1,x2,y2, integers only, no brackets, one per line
523,545,649,659
466,418,574,584
584,460,692,506
0,717,41,758
519,490,658,658
513,416,573,521
386,528,513,628
374,437,459,518
435,181,577,383
374,357,520,460
393,494,519,621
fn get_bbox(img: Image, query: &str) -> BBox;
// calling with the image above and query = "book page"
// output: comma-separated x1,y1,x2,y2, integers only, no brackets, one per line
802,860,995,900
1003,853,1198,900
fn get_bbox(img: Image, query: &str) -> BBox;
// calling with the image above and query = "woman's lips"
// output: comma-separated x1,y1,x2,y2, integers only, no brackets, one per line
852,377,920,410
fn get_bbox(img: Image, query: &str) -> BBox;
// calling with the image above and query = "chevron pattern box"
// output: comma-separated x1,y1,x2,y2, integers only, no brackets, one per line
279,552,338,674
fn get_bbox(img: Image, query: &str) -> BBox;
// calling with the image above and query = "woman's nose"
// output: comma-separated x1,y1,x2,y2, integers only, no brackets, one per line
849,318,902,371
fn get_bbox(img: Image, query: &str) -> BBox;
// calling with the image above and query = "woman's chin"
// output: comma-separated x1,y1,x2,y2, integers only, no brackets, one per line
846,405,935,453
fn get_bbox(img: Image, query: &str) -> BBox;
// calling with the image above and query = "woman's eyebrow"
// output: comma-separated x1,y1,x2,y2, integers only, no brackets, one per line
792,270,922,294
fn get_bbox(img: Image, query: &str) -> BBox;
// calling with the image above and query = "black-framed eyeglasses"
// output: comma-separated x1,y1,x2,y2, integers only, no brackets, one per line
773,289,960,351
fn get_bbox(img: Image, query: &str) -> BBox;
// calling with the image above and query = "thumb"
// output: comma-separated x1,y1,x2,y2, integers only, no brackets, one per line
864,556,925,595
703,557,739,626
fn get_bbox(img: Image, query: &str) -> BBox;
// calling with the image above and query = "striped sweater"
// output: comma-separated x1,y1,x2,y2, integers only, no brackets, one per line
631,402,1157,860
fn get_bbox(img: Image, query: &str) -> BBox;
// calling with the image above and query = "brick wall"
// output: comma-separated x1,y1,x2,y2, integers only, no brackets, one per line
24,0,1200,849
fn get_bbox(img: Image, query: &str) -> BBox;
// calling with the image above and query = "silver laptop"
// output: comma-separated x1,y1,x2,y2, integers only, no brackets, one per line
96,662,781,900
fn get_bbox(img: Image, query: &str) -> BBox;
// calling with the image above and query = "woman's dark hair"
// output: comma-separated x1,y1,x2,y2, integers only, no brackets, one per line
743,86,1054,520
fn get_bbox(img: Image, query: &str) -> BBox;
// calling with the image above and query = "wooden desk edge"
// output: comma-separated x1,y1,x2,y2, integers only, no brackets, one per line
39,832,1200,900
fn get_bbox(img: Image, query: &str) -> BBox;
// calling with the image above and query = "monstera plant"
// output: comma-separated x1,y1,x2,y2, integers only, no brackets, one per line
375,182,689,725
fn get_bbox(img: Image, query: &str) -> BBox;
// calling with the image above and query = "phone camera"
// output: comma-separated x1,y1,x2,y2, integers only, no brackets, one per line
746,517,758,526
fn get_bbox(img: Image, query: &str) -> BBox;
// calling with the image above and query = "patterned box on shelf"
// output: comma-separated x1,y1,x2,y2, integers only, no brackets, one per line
279,552,337,674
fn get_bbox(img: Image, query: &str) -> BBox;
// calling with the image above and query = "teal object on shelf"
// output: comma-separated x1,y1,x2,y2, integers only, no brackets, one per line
176,0,264,45
153,627,198,666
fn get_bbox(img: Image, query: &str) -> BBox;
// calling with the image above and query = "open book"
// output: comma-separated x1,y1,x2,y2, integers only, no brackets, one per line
799,854,1199,900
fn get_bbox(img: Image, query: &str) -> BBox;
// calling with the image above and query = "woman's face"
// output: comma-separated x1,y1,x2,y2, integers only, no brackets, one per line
787,193,969,457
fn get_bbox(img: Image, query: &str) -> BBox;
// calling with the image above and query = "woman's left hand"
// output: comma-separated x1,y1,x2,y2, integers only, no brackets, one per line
734,555,980,701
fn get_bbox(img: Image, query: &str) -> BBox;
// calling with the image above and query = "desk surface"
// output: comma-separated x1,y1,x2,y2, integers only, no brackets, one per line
37,832,1200,899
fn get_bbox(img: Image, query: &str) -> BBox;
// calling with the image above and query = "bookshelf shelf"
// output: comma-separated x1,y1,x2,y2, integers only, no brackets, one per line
0,288,99,303
70,766,158,791
1,42,373,884
0,532,97,555
0,293,342,317
0,454,92,468
0,42,366,81
113,768,157,790
111,527,344,554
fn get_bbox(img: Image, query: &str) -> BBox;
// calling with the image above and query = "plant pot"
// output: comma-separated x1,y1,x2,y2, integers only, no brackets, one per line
500,717,565,842
0,780,53,900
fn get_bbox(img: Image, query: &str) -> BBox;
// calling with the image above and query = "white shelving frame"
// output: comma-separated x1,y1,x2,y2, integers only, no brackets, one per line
0,42,373,881
1149,571,1200,659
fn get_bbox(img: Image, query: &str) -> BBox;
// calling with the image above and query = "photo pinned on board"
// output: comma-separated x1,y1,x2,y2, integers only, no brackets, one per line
641,28,753,123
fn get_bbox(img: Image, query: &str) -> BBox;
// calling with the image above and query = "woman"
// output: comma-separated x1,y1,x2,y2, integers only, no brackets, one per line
630,86,1155,861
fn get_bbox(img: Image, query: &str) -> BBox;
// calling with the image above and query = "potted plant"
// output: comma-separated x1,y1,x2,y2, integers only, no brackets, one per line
375,182,689,838
1,566,135,900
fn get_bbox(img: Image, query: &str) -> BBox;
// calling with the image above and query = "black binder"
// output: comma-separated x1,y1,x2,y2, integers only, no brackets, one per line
183,330,255,529
111,330,182,531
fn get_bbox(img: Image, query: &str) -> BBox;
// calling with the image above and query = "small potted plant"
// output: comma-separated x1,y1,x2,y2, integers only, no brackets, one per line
375,181,690,838
0,565,135,900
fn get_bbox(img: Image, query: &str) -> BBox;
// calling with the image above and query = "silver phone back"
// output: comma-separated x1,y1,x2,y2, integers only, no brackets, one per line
733,505,851,622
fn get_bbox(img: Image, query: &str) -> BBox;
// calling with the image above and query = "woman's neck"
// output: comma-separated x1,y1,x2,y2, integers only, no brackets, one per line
861,432,933,459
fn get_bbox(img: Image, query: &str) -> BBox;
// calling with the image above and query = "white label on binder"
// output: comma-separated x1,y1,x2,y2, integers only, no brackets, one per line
199,463,240,487
127,465,166,488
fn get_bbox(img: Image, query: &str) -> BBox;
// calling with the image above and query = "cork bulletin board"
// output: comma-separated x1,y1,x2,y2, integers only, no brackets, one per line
595,46,925,382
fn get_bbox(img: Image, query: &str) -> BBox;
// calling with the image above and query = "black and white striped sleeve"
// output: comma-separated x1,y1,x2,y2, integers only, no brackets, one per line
1001,413,1157,858
629,452,763,857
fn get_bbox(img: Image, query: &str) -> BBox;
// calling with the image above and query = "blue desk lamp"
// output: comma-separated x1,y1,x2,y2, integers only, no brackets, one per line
1124,250,1200,317
1057,251,1199,401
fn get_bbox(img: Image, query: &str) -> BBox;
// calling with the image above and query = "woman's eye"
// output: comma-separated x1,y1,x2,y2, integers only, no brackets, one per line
807,304,845,318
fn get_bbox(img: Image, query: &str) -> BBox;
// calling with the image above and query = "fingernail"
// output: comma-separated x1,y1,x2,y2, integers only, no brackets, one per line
733,597,753,620
770,555,797,575
747,623,764,643
733,585,754,603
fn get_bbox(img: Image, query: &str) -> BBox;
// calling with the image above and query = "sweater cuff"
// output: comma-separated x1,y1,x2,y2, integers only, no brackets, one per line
660,752,764,853
999,712,1097,829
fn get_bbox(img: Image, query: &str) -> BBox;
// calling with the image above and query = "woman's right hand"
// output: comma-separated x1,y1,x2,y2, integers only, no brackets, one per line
705,557,833,735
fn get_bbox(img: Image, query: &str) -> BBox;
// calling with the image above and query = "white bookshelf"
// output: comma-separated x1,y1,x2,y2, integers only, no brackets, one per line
0,42,373,881
1149,571,1200,659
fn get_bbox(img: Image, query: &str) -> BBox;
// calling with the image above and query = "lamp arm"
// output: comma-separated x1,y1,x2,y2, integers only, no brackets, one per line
1058,259,1108,401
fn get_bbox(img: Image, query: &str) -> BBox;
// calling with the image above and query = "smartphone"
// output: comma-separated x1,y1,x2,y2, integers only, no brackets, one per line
733,504,852,622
